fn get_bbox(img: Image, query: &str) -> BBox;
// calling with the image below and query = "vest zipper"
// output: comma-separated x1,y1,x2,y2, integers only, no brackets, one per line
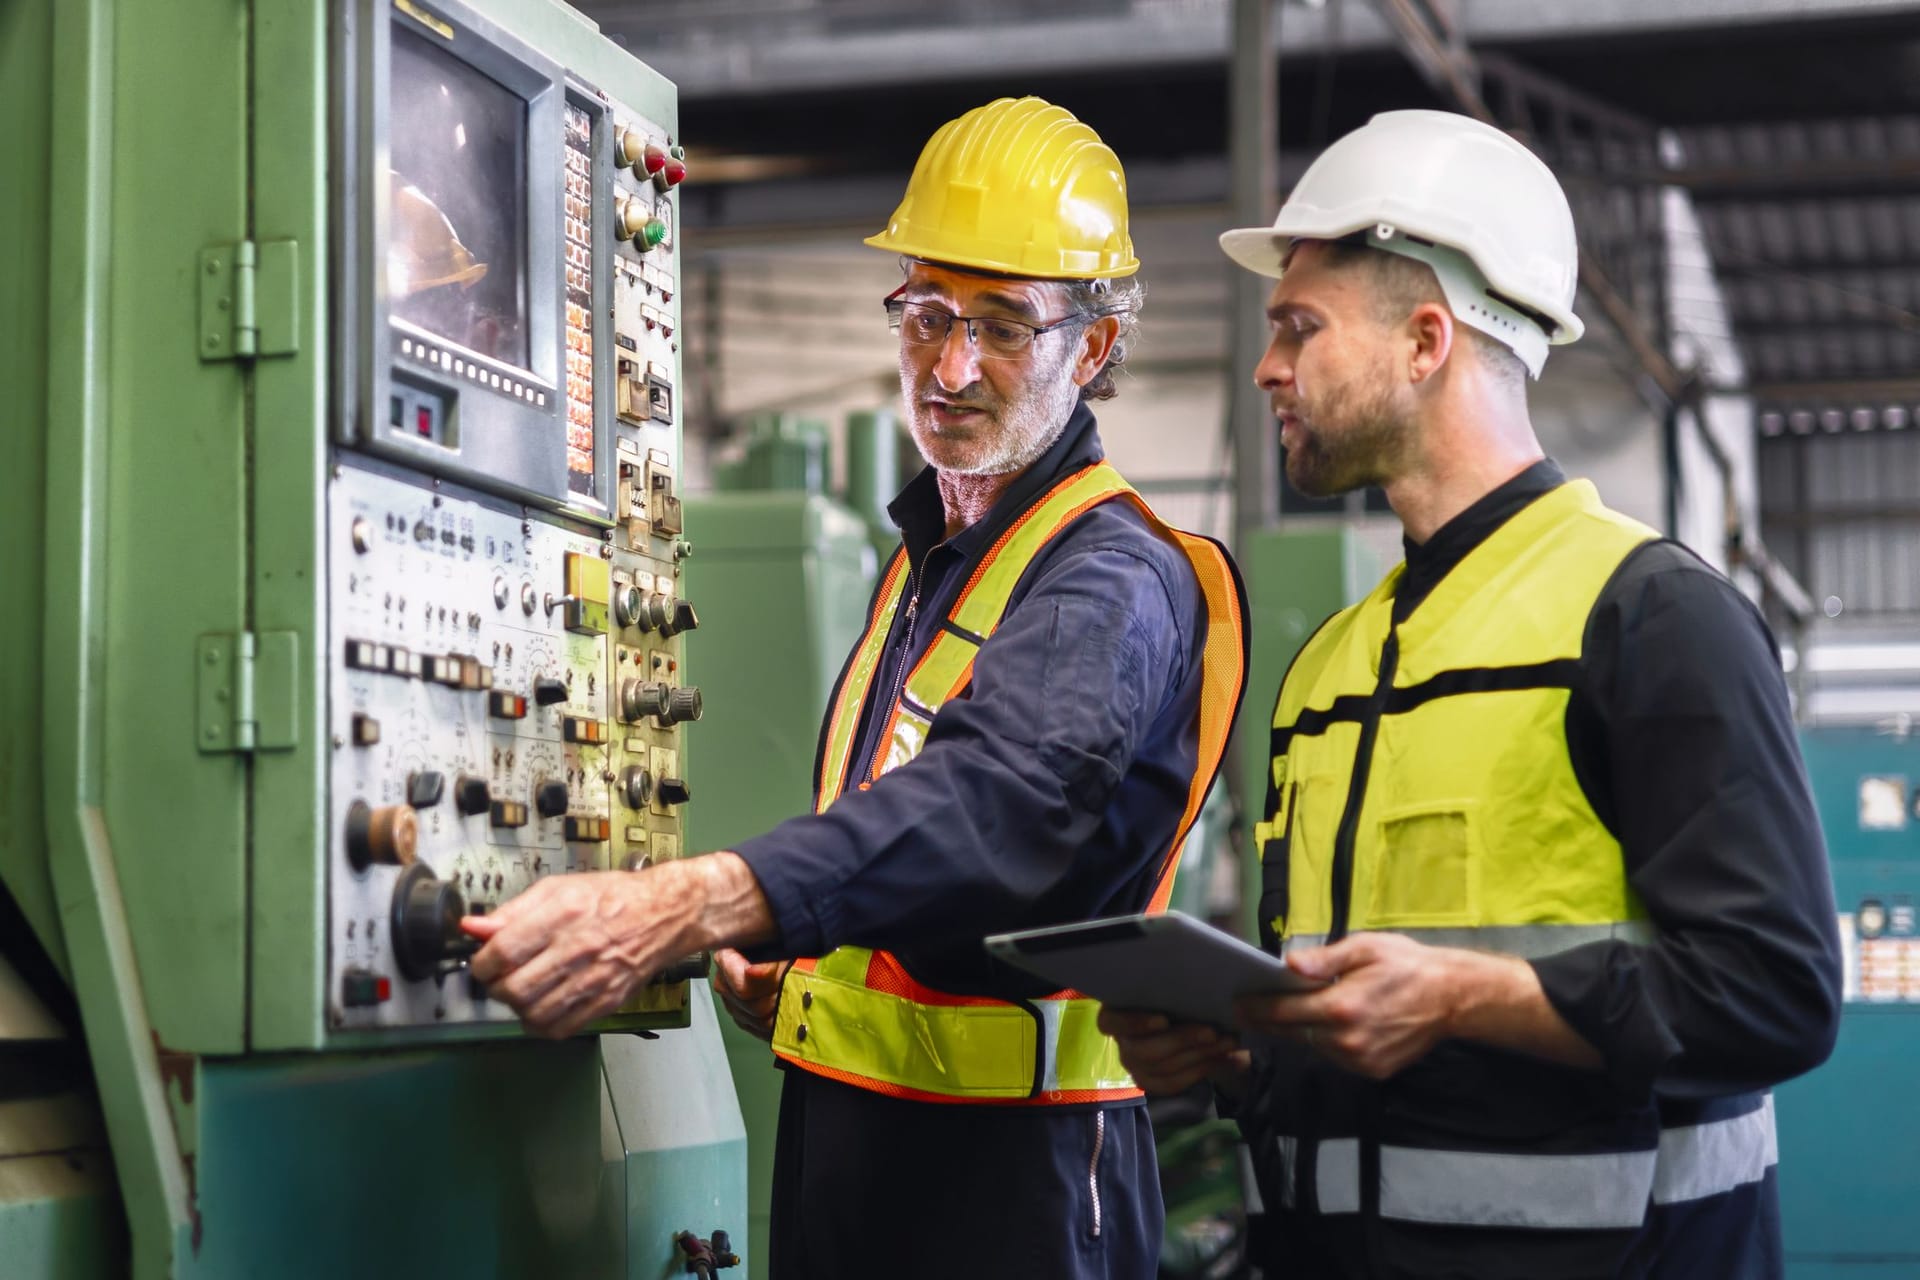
1327,625,1400,943
1089,1108,1106,1239
862,568,920,782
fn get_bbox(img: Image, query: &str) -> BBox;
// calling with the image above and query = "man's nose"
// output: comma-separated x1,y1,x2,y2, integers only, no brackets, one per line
932,323,984,393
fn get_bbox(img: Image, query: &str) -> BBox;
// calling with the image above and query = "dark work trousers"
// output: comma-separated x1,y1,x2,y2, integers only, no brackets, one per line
768,1069,1163,1279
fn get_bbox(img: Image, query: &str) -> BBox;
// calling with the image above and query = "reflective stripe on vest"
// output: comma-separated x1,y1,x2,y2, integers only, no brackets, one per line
1276,1095,1779,1228
775,461,1249,1104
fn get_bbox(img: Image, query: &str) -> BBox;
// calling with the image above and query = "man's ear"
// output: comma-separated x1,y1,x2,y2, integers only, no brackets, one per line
1072,314,1122,388
1406,302,1454,386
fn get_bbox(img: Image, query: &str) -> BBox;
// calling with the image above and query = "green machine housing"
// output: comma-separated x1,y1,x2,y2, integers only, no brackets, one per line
2,0,744,1275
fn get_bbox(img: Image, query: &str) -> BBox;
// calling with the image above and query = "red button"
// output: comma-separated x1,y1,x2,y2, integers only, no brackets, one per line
416,406,432,437
375,977,391,1002
642,143,667,176
663,159,687,188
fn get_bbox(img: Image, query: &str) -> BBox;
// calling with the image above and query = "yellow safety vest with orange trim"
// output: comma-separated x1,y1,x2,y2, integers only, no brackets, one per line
771,461,1247,1105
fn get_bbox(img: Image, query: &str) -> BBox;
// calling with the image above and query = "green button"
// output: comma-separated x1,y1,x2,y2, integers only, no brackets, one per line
640,218,667,249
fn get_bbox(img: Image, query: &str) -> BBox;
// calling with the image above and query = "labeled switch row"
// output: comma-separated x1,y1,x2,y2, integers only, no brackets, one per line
487,675,573,721
614,588,698,638
346,639,493,690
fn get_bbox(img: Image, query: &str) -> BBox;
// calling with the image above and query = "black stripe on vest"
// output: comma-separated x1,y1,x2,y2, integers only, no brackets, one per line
940,619,986,645
1270,659,1583,757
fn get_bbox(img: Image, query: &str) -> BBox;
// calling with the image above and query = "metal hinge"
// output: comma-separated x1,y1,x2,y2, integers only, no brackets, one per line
198,239,300,362
196,632,300,754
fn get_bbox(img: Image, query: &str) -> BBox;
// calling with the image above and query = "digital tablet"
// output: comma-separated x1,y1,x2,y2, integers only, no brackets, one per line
984,911,1326,1038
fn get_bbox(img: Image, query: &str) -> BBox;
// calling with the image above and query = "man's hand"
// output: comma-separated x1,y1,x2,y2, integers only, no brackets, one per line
1097,1007,1251,1096
1234,933,1603,1080
463,868,698,1039
713,948,792,1043
462,851,775,1040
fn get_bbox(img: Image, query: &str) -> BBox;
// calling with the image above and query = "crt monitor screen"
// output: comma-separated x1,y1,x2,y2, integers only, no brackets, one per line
387,24,529,372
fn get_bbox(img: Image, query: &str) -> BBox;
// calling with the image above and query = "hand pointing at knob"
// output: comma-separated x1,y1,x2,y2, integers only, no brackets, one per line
463,851,778,1039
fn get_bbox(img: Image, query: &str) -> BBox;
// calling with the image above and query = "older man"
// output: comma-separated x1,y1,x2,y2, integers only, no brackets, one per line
467,97,1246,1279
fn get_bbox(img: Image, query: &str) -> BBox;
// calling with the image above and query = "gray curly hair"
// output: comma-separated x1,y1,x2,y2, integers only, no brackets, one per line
1061,275,1146,402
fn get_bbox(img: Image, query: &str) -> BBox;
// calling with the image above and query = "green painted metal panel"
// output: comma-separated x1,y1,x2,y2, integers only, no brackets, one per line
184,1041,615,1278
246,0,331,1054
0,0,67,979
100,0,252,1054
1233,526,1377,941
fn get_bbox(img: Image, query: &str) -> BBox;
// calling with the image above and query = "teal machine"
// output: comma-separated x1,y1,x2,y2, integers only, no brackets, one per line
1778,726,1920,1277
2,0,744,1274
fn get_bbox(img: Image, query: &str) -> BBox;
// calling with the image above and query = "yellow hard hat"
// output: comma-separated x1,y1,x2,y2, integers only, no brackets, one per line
388,172,489,298
865,97,1138,280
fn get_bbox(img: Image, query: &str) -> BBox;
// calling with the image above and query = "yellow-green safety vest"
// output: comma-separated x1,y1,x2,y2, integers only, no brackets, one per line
773,461,1247,1105
1258,479,1658,959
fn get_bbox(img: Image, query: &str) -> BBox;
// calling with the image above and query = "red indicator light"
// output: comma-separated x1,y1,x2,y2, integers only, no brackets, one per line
416,406,432,437
375,977,391,1002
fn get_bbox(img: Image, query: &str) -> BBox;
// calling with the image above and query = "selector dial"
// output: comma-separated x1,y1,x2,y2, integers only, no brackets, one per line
534,778,571,819
657,777,692,807
660,600,700,639
533,675,570,707
454,774,492,817
620,678,669,724
390,862,475,982
619,765,654,810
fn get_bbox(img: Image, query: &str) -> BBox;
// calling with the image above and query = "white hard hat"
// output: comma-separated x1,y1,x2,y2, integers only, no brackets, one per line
1219,109,1583,378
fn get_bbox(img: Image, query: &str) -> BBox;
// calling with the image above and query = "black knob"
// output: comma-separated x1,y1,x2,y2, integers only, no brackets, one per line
657,777,691,807
640,593,672,632
454,774,491,816
619,765,654,809
533,675,570,706
620,678,668,723
534,778,570,819
664,599,700,637
407,770,446,809
390,862,475,982
664,686,703,725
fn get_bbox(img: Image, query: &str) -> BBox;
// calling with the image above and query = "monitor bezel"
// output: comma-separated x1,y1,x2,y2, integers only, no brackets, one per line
334,0,612,516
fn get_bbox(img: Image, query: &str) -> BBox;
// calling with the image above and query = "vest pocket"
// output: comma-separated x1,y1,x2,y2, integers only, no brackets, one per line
1366,801,1481,928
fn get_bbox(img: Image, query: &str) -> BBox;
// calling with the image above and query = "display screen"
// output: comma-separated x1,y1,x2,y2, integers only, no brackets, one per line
388,24,529,371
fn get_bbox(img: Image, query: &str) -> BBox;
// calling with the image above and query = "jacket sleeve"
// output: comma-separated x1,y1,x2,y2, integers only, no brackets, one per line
731,537,1200,961
1533,542,1844,1102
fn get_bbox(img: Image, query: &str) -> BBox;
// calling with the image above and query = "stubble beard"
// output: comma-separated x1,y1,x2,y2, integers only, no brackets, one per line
900,340,1082,478
1285,367,1414,498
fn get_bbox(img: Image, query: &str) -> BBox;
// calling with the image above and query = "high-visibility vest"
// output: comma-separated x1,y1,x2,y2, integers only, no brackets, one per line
771,461,1247,1105
1254,480,1777,1235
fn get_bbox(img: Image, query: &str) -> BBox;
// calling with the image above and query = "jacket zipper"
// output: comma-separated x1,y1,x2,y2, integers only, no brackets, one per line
1088,1109,1106,1239
1327,625,1400,943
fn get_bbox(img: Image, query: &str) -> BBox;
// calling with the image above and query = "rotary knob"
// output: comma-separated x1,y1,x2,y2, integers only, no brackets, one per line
345,801,418,872
534,778,571,819
662,686,703,726
657,777,691,807
618,765,654,809
390,863,475,982
533,675,570,706
620,678,669,724
453,774,492,817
